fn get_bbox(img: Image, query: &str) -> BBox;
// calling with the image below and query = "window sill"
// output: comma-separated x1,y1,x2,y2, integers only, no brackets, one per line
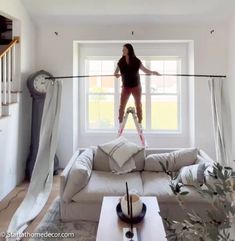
82,130,182,136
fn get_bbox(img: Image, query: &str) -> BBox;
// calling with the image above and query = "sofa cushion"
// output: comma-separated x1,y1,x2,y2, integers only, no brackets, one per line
144,148,198,172
72,171,143,203
141,171,208,204
98,137,144,168
93,146,145,172
63,148,93,203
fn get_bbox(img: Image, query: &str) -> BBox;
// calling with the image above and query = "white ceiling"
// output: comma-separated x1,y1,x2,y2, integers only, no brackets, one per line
21,0,235,25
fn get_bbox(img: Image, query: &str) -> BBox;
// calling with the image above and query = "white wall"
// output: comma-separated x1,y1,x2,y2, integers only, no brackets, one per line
36,22,228,167
227,16,235,168
0,1,36,200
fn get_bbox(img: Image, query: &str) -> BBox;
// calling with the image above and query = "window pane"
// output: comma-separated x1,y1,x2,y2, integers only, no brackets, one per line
88,60,114,75
151,60,164,73
88,76,114,93
88,60,101,74
151,60,178,93
151,95,178,130
87,60,115,93
88,95,114,129
163,60,178,93
163,76,177,93
165,60,177,73
122,95,146,130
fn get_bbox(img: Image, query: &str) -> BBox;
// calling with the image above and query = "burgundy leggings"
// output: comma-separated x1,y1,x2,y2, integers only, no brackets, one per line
119,86,142,123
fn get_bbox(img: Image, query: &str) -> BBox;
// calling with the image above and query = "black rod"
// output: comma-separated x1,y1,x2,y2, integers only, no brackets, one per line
45,73,226,80
126,182,130,216
161,74,226,78
130,195,133,233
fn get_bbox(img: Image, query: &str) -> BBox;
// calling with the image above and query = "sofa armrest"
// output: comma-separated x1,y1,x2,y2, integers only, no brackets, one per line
60,149,80,199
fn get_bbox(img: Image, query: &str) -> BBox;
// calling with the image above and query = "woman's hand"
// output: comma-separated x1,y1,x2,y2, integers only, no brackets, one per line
152,71,161,76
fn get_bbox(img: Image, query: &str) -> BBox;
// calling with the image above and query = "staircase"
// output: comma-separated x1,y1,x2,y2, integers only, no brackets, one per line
0,37,20,121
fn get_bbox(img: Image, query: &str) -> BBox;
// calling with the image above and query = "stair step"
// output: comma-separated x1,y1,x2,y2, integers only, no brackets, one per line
1,102,17,116
2,105,10,116
0,91,21,119
1,91,21,103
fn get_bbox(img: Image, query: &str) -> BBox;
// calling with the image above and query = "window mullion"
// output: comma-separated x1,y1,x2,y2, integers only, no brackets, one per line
145,61,151,130
114,71,120,129
85,62,89,131
86,86,89,131
177,75,181,132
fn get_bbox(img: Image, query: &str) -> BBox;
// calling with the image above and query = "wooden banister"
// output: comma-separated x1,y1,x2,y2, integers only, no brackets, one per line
0,36,20,59
0,36,19,114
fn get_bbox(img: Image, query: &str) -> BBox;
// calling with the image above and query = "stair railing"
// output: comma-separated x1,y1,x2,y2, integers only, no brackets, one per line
0,37,19,117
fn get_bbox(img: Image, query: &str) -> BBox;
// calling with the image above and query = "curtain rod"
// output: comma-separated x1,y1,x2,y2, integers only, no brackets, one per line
45,73,226,80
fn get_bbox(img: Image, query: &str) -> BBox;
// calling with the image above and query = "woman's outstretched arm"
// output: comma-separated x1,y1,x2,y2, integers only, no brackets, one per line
140,63,160,75
114,66,121,78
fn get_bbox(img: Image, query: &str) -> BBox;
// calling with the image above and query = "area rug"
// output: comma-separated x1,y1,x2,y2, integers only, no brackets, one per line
29,198,98,241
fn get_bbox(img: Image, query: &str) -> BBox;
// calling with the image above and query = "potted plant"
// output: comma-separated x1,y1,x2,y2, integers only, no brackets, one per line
160,161,235,241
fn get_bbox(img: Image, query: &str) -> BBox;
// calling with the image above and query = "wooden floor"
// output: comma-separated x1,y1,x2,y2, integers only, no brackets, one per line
0,172,60,241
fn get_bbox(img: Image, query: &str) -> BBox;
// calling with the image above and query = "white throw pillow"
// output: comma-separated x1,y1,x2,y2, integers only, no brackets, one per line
178,163,207,186
99,136,144,168
63,148,93,203
93,147,145,171
109,157,136,175
144,148,198,172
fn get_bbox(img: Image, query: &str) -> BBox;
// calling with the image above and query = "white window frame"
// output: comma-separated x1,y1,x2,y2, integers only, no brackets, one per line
77,41,189,141
84,56,120,131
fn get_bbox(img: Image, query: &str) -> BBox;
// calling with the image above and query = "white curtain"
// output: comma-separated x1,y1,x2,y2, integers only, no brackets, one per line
7,79,62,240
208,78,231,166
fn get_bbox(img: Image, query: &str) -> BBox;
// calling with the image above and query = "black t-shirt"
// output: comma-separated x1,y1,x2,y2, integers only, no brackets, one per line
118,56,142,88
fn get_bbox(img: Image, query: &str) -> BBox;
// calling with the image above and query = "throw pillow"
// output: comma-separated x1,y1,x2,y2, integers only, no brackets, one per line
144,148,198,172
93,146,110,171
99,136,144,168
109,157,136,174
93,146,145,172
173,148,199,170
144,152,171,171
177,163,207,186
63,148,93,203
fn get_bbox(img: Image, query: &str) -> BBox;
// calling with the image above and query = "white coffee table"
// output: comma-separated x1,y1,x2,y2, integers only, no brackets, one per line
96,196,167,241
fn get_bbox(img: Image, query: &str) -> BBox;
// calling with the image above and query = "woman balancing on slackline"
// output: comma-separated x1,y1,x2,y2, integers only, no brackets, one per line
114,43,160,127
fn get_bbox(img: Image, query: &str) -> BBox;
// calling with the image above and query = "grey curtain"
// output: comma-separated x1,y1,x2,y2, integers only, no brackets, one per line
7,79,62,240
208,78,231,166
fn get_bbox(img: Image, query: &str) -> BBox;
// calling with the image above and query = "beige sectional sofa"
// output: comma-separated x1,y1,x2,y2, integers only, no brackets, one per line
60,147,214,222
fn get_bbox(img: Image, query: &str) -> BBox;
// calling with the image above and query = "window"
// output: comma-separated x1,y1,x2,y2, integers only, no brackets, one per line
79,43,188,138
86,60,116,129
85,57,181,132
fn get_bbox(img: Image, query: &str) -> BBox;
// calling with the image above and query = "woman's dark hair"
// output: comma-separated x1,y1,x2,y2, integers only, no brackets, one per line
123,43,136,58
